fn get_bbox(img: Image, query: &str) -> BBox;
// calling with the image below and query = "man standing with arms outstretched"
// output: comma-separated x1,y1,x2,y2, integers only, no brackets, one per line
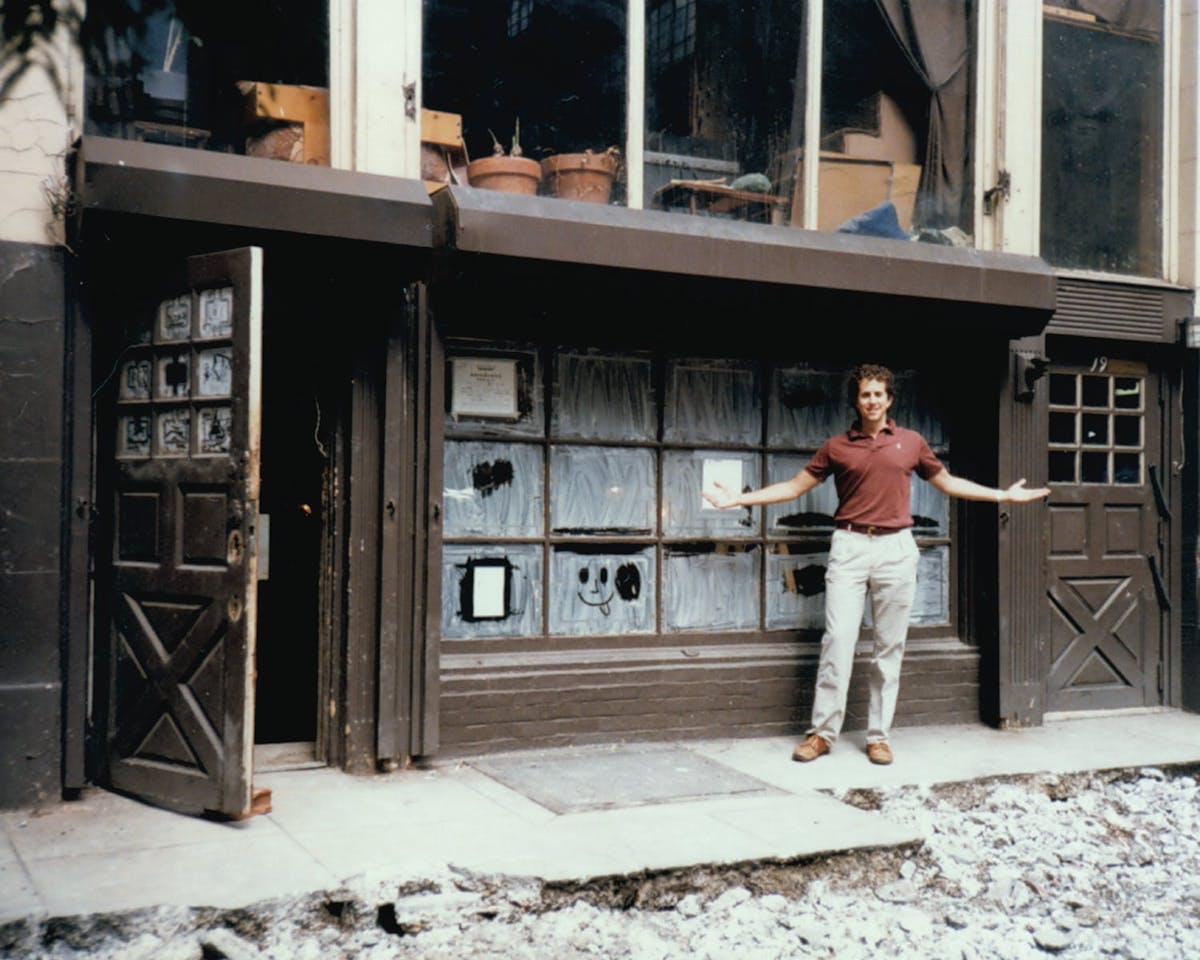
704,363,1050,765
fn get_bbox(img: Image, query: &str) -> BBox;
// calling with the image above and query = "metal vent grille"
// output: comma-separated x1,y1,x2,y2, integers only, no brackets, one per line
1046,278,1168,342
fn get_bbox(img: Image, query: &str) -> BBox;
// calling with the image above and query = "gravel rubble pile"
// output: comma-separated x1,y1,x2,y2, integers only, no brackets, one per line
4,766,1198,959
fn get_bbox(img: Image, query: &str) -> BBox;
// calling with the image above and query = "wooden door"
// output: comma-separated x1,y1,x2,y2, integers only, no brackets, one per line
102,248,266,817
1045,359,1166,712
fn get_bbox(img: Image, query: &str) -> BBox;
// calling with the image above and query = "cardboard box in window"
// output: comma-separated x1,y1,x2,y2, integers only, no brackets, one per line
792,152,922,232
240,82,330,165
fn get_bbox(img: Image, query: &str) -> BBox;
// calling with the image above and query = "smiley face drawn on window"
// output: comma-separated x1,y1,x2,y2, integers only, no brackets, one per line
577,560,641,616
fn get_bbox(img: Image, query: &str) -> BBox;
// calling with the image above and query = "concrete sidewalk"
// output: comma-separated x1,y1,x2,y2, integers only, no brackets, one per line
3,711,1199,924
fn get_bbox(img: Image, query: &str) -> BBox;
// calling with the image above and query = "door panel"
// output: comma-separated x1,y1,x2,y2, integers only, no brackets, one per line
1045,361,1163,711
103,247,265,817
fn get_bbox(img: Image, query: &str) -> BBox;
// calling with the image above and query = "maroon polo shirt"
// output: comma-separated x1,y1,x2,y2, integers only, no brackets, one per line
803,419,945,529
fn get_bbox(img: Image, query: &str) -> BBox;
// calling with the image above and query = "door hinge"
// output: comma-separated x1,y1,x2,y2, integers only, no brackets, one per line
403,82,417,120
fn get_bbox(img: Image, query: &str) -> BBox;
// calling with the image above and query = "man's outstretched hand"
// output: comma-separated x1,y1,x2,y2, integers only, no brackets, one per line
702,480,740,510
1005,479,1051,503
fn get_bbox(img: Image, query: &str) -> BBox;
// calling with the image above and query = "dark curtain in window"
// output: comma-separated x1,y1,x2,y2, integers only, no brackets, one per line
872,0,970,228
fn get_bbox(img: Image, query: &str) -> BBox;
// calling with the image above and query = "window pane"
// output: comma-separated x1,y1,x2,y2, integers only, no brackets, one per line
644,0,804,226
663,544,760,632
1081,451,1109,484
1049,411,1076,444
549,546,656,635
1081,413,1108,446
663,359,760,444
664,450,761,537
1041,10,1162,275
85,2,329,156
765,543,828,630
552,352,656,441
550,446,657,533
1049,373,1077,406
765,454,837,534
442,544,543,639
820,0,973,242
1081,375,1109,408
425,1,628,204
910,474,949,537
768,367,844,448
1114,377,1142,409
443,441,544,537
1114,415,1141,447
1049,450,1076,483
911,546,950,625
446,346,544,438
1113,452,1141,484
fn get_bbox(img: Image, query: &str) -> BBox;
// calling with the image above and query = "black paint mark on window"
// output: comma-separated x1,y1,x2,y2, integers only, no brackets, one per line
458,556,514,621
472,459,514,498
784,564,826,596
615,563,640,601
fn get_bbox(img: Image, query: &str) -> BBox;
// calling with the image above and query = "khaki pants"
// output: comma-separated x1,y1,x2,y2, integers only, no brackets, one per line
809,528,919,746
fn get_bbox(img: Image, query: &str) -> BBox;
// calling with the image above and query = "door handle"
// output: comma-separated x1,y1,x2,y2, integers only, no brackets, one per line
1148,465,1171,522
1147,555,1171,611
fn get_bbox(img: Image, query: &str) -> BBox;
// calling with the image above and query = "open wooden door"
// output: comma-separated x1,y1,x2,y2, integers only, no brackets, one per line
102,247,267,818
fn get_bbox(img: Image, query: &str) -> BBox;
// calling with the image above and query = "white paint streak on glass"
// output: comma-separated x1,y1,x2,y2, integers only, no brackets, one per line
443,441,544,537
663,359,759,444
892,371,947,447
663,544,760,632
552,351,656,441
663,450,760,536
442,543,542,639
766,453,837,533
765,544,829,629
910,472,949,535
550,445,656,533
911,545,949,624
549,547,656,636
768,367,845,447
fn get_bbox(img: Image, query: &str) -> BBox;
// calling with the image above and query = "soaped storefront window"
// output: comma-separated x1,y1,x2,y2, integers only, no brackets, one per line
439,345,952,645
1041,1,1163,277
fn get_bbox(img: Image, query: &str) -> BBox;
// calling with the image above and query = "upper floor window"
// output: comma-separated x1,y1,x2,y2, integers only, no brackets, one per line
424,0,628,203
84,1,329,163
424,0,975,247
1041,2,1163,276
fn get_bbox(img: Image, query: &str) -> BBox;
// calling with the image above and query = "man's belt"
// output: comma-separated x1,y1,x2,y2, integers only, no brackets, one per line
835,521,904,536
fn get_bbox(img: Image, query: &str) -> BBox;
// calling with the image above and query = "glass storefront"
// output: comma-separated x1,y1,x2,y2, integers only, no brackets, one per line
440,343,952,645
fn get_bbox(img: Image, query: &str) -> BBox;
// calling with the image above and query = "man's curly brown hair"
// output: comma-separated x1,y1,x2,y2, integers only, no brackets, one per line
846,363,896,410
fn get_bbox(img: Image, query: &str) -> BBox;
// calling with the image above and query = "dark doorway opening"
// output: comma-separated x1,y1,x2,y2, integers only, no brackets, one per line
253,277,326,751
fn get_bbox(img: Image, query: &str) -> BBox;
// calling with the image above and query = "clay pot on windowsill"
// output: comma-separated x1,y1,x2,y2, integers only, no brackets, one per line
466,153,542,195
541,147,621,203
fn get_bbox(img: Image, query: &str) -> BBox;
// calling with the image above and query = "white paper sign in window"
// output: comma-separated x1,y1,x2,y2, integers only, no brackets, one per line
451,357,519,419
471,563,508,619
701,458,744,509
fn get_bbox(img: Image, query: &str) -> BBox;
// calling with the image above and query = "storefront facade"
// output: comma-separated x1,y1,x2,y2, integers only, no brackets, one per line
1,0,1196,814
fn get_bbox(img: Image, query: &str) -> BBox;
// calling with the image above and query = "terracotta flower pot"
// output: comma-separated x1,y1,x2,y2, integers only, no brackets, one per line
466,154,541,195
541,149,620,203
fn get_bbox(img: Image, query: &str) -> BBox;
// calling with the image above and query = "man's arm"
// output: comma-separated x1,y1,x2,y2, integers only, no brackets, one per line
928,469,1050,504
703,469,821,509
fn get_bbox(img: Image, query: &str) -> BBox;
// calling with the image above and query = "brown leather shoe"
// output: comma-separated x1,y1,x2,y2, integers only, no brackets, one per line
866,742,893,765
792,734,830,762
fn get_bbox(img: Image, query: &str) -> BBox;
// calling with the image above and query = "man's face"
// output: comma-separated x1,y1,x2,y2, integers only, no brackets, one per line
855,377,893,427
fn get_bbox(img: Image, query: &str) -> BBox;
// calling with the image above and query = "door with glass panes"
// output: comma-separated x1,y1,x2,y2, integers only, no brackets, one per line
1045,360,1166,712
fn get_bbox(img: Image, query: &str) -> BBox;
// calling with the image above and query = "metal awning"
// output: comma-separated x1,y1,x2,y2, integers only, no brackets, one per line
434,186,1057,329
76,136,433,249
